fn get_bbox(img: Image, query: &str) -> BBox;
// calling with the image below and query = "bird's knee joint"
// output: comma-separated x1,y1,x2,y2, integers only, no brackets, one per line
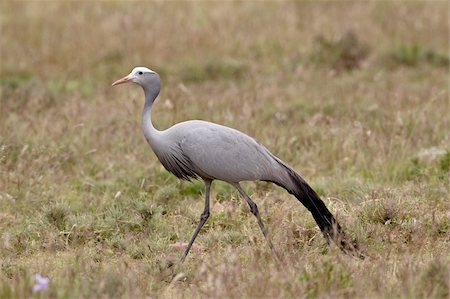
248,202,258,215
200,211,210,221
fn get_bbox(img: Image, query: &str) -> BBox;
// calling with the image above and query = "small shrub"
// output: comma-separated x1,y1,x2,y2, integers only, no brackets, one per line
311,31,369,71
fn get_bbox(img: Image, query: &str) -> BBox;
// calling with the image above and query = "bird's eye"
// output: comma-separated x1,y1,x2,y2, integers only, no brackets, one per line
138,71,143,75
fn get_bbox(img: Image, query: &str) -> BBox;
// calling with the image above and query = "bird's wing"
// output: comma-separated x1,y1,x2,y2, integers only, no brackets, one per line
171,121,282,183
156,141,199,181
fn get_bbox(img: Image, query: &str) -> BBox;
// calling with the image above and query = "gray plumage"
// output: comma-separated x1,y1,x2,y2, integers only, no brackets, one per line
112,67,360,262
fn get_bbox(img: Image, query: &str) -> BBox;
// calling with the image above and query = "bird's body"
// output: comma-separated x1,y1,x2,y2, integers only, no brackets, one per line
113,67,359,262
148,119,283,183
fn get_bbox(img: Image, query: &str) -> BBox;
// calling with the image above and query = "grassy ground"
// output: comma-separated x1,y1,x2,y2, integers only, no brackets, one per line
1,1,449,298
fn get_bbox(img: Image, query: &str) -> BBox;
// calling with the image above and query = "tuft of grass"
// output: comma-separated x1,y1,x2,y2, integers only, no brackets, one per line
0,71,33,90
360,199,402,225
127,244,148,260
405,157,427,180
180,180,204,196
423,50,450,67
153,185,180,203
383,43,449,68
176,59,248,83
215,182,237,203
389,43,422,66
301,260,354,297
438,151,450,174
102,271,126,298
420,260,449,298
44,204,70,231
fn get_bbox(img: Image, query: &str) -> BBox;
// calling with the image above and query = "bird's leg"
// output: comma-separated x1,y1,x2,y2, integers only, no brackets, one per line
180,179,211,263
233,183,280,259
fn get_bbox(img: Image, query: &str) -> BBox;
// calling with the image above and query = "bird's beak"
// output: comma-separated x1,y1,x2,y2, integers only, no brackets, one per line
111,75,133,86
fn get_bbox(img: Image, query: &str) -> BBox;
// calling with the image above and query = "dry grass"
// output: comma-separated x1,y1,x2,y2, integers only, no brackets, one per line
1,1,449,298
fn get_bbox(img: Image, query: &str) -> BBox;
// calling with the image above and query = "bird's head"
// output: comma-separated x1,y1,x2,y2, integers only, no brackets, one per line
112,67,160,90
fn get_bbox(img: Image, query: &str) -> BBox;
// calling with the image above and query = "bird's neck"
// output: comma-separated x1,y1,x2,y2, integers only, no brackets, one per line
141,86,160,145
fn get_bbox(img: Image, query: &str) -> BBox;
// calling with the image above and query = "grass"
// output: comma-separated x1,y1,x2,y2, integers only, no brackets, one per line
1,1,449,298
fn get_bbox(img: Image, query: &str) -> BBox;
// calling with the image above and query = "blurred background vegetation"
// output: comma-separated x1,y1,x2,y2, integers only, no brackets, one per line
1,1,449,298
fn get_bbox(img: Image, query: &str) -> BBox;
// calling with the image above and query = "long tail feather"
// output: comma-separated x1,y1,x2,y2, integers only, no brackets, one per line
271,160,362,257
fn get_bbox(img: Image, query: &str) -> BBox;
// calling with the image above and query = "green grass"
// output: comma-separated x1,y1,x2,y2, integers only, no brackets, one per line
1,1,449,298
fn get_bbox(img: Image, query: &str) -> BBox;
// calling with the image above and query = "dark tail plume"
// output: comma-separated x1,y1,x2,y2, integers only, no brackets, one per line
271,161,361,257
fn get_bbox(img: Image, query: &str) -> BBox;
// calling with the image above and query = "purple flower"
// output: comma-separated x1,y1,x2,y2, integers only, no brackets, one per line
32,273,49,293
